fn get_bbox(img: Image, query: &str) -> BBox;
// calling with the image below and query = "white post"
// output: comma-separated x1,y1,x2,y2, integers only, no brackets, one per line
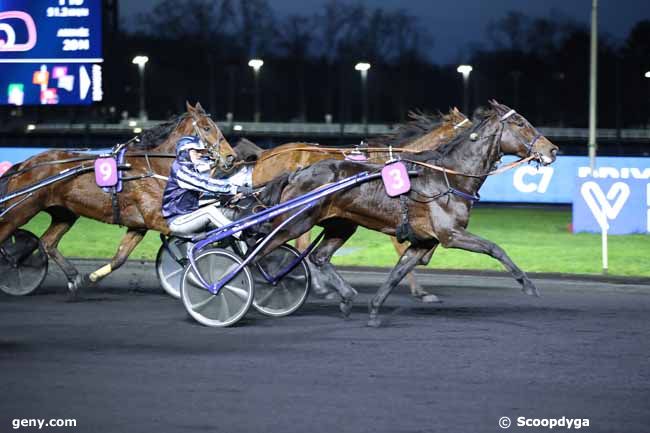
588,0,598,171
601,226,608,274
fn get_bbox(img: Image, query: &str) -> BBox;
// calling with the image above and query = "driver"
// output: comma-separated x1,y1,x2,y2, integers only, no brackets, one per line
162,135,252,236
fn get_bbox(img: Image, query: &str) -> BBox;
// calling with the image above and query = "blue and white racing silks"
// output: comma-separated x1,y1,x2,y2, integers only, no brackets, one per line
162,137,236,221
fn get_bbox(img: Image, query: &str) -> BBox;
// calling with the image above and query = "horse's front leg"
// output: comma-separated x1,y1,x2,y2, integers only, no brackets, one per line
441,228,538,296
368,243,436,327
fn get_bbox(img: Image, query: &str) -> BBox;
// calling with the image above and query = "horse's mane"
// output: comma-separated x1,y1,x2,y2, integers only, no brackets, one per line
368,111,448,148
407,107,496,162
131,114,187,150
234,137,264,162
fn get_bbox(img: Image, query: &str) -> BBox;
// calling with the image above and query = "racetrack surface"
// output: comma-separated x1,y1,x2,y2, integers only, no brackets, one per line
1,265,649,433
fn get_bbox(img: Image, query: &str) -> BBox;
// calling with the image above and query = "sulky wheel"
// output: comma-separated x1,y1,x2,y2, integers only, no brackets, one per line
251,244,310,317
180,248,254,327
156,236,191,299
0,229,48,296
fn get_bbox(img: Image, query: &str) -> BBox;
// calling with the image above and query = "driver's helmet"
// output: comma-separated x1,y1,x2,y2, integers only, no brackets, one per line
175,136,206,162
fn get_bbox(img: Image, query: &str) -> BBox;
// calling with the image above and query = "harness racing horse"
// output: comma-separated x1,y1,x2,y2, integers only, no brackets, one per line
254,101,559,326
241,108,471,302
0,102,237,295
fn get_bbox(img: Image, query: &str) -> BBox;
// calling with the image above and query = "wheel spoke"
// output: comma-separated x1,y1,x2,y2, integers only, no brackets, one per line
16,267,24,287
253,275,270,284
255,285,277,307
220,263,240,278
164,267,184,279
283,274,307,282
219,290,232,321
224,284,250,302
191,294,216,311
187,270,205,288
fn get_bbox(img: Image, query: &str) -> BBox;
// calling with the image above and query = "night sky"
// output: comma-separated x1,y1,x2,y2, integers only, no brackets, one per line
120,0,650,64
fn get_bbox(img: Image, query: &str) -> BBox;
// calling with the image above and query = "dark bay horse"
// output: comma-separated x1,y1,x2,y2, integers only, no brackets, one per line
254,101,559,326
241,108,471,301
0,102,237,293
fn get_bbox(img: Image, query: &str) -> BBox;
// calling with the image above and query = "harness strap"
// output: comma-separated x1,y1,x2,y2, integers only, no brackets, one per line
440,170,480,202
111,189,121,226
395,194,418,243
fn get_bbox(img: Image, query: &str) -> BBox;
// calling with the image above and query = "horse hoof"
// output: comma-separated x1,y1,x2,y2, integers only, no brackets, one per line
311,285,330,297
325,292,339,301
340,300,353,317
67,274,86,294
367,317,382,328
420,294,441,303
66,290,81,302
522,283,540,297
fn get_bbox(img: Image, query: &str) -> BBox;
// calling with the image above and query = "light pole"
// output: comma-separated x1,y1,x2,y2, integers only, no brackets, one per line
457,64,473,115
355,62,371,130
132,55,149,121
248,58,263,122
645,71,650,127
588,0,598,171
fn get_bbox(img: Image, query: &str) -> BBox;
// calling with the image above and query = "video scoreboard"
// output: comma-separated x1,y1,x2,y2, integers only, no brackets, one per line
0,0,103,105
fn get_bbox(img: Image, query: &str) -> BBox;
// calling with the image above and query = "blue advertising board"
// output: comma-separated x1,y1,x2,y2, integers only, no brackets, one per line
480,156,650,204
572,177,649,235
0,0,103,105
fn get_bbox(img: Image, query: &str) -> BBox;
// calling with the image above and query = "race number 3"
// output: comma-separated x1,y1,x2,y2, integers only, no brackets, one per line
94,157,118,187
381,161,411,197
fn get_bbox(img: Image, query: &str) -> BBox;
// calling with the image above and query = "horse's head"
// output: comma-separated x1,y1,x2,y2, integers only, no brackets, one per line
488,100,558,165
428,108,471,145
446,107,470,130
185,101,237,172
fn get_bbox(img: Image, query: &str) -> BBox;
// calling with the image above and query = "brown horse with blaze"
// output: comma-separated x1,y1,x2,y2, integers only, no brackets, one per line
0,102,236,294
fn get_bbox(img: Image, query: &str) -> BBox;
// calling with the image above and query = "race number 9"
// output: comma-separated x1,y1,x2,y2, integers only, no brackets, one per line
94,157,118,187
99,161,113,180
381,162,411,197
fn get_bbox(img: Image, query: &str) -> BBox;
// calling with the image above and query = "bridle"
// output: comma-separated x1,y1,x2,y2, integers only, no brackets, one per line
497,109,543,159
191,113,233,171
403,109,545,180
453,118,470,130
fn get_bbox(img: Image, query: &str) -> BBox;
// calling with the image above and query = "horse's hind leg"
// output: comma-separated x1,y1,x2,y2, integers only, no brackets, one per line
440,228,538,296
0,197,43,245
308,220,359,317
40,208,84,293
391,236,440,303
84,228,147,287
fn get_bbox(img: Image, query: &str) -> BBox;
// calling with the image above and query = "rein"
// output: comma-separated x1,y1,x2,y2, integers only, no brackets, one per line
404,154,536,179
253,145,420,164
0,152,176,180
404,108,541,179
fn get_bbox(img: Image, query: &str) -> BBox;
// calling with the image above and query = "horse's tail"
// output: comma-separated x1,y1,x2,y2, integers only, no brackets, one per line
0,162,23,213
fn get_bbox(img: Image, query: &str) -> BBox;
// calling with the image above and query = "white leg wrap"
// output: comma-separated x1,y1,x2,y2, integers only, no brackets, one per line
89,264,112,282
